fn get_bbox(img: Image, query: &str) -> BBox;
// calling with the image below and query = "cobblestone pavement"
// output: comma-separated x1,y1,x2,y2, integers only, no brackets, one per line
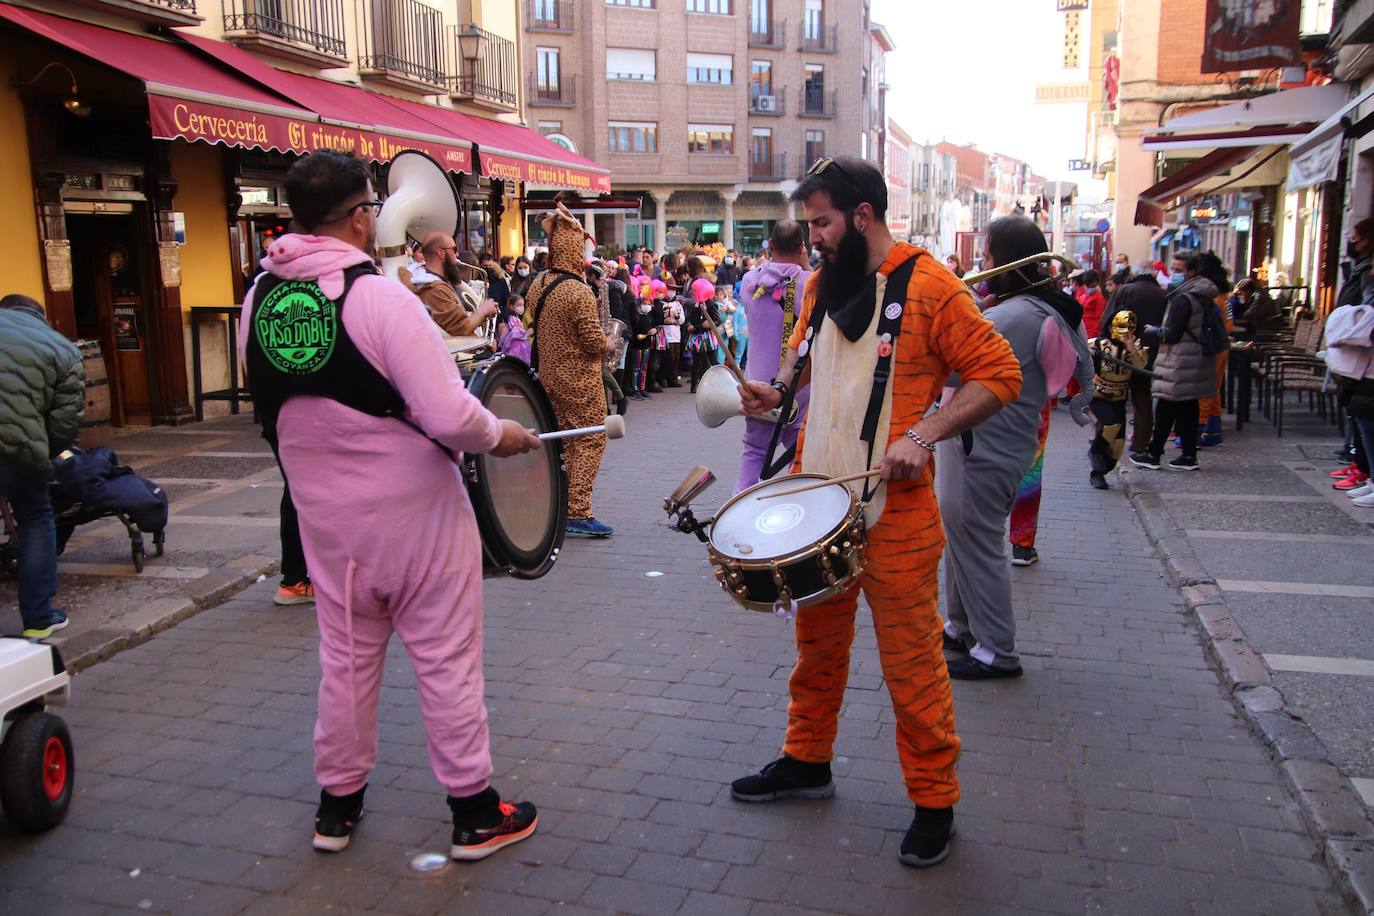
0,389,1353,914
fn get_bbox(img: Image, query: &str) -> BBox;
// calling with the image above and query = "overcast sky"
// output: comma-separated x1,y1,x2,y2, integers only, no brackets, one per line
872,0,1108,200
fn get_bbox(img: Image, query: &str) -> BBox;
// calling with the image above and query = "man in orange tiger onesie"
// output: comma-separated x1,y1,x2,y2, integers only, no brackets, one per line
737,157,1022,867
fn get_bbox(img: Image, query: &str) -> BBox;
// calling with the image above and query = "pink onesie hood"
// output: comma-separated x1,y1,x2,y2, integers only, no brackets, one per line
261,234,374,298
740,260,808,304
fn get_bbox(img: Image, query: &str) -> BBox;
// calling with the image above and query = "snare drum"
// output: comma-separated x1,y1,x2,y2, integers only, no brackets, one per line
707,474,866,613
462,357,568,578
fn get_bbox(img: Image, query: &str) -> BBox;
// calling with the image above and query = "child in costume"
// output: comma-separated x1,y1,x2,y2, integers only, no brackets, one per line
1088,309,1148,489
497,295,531,364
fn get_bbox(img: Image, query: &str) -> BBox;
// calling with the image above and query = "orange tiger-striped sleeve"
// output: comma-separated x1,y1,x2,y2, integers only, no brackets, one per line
785,271,821,354
924,269,1021,407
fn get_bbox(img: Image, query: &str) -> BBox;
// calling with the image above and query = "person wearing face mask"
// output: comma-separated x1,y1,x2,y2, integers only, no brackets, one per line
1102,260,1168,455
404,233,498,337
497,295,531,364
627,280,658,399
510,256,534,300
717,253,740,288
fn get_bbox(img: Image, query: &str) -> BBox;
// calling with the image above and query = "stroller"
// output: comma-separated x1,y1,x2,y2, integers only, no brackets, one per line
1,449,167,575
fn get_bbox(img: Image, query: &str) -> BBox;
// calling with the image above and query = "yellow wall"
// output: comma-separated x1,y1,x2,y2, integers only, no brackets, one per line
0,86,46,302
170,140,235,310
500,193,524,257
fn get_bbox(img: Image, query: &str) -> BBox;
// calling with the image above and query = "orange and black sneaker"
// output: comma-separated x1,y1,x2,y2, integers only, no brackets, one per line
448,788,537,861
313,785,365,853
274,581,315,606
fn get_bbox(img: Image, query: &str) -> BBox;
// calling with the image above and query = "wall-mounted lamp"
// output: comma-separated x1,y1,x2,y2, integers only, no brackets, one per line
457,25,486,65
14,62,90,117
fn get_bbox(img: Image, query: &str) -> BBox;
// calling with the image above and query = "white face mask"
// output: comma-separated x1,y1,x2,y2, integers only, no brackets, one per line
512,306,524,316
517,267,530,277
639,303,652,314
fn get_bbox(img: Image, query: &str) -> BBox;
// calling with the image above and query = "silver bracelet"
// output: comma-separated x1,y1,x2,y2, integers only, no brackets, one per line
905,428,937,453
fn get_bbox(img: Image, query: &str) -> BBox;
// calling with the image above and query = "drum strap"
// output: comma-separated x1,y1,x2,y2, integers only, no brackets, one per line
529,271,583,371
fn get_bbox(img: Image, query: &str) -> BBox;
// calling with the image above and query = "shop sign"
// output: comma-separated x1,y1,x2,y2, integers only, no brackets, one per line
158,242,182,289
1035,82,1090,104
1056,0,1088,9
43,240,72,293
147,95,474,175
545,132,578,154
479,151,611,194
1232,215,1252,232
701,222,721,234
1202,0,1299,74
1190,203,1220,221
114,304,141,351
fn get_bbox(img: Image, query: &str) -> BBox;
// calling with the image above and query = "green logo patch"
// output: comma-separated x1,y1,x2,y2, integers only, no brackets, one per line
255,280,337,375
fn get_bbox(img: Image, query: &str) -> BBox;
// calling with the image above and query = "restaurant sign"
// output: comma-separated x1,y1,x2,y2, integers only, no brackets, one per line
147,95,473,174
479,151,612,194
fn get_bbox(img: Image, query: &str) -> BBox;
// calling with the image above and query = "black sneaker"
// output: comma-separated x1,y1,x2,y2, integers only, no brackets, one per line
1128,451,1161,470
313,786,365,852
731,756,834,802
449,788,538,861
899,806,955,867
1010,546,1038,567
946,656,1023,680
942,631,968,654
1167,456,1200,471
1089,471,1109,490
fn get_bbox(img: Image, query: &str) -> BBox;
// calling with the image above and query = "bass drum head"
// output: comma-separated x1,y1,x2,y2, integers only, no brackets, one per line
465,357,568,578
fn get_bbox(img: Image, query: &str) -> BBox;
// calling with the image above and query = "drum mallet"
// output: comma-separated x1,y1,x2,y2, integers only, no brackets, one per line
761,468,883,499
537,414,626,442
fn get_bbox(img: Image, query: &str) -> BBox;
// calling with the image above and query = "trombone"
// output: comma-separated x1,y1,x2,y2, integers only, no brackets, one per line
962,252,1079,292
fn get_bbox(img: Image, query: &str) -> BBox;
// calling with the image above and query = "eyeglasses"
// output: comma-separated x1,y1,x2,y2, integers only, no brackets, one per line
323,198,384,223
805,156,856,185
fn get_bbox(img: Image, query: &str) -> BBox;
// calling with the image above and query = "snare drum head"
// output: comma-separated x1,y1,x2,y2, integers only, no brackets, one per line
710,474,854,561
465,357,568,578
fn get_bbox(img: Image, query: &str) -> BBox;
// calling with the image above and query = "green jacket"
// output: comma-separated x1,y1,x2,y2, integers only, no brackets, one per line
0,306,85,477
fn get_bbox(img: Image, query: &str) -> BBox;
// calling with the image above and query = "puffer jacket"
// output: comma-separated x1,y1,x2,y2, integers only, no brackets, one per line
1151,276,1218,402
0,305,85,477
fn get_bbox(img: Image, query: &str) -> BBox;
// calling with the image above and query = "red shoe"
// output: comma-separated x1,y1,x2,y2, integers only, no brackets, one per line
1334,471,1370,491
1330,462,1359,478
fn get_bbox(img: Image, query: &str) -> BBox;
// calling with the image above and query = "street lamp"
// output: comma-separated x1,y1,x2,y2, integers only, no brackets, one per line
457,25,486,65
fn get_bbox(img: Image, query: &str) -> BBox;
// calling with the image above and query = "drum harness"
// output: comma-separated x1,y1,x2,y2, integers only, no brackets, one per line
761,252,922,505
527,270,585,372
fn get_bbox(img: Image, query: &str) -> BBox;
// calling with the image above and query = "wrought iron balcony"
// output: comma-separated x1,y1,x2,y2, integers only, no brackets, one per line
449,25,518,112
749,16,785,46
749,152,788,182
528,73,575,107
526,0,573,32
800,23,838,52
801,90,836,118
359,0,446,92
748,86,785,116
222,0,347,67
86,0,201,27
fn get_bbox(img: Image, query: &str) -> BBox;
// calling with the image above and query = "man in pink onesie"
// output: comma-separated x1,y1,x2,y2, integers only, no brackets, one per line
241,150,542,860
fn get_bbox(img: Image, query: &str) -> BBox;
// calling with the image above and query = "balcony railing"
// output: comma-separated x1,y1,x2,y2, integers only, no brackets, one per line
748,86,785,116
528,73,575,107
92,0,201,25
222,0,347,63
526,0,573,32
800,23,838,52
358,0,446,90
801,90,836,117
749,152,788,181
749,16,785,48
449,25,518,110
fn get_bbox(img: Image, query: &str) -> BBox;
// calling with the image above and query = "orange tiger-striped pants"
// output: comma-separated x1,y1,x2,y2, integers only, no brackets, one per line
782,496,961,808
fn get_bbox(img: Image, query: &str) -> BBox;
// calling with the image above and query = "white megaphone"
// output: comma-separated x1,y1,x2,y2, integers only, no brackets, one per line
695,364,789,428
375,151,459,281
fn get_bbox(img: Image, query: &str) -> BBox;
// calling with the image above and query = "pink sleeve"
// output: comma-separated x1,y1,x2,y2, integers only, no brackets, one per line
347,276,503,454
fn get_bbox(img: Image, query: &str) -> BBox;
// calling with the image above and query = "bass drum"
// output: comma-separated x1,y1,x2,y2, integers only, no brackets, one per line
462,357,568,578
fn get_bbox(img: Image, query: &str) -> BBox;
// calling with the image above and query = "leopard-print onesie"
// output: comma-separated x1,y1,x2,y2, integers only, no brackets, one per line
528,215,607,520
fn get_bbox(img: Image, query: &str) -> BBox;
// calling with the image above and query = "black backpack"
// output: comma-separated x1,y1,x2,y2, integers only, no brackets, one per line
1185,294,1232,357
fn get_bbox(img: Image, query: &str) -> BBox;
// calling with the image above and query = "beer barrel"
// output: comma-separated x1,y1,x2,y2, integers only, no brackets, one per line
76,339,111,449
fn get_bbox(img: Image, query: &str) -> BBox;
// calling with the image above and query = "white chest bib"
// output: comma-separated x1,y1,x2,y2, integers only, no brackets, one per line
799,273,894,527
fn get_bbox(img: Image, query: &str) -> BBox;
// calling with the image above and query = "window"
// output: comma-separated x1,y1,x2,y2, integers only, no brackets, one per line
606,0,655,6
805,129,824,165
536,47,560,91
688,124,733,154
607,48,656,80
687,52,732,85
609,121,658,153
750,127,773,170
687,0,731,12
538,121,562,136
750,60,772,99
751,0,770,27
804,63,825,109
804,0,822,39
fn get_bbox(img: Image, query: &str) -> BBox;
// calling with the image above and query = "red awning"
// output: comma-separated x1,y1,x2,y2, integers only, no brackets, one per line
1133,147,1258,227
0,5,313,154
176,33,472,173
179,31,607,191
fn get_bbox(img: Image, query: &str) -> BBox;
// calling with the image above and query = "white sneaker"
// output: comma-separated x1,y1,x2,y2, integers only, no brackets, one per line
1352,491,1374,508
1345,482,1374,499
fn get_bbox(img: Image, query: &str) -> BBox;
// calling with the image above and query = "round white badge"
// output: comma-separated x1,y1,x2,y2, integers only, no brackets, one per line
798,340,809,357
884,302,903,321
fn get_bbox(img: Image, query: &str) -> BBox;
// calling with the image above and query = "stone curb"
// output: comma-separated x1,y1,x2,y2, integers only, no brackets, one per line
1124,475,1374,914
58,554,280,674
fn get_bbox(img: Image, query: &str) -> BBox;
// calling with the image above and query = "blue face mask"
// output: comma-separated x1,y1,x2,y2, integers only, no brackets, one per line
1169,271,1186,288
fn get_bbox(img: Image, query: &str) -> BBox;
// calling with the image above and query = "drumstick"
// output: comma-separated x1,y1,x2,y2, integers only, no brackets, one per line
701,318,749,386
538,414,626,442
760,469,883,499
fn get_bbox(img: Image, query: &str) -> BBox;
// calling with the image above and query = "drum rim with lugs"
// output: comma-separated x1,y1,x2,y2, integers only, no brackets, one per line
462,356,568,579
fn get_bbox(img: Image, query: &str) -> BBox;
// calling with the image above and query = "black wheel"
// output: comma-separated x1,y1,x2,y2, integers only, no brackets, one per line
0,712,74,832
151,531,166,558
131,538,144,573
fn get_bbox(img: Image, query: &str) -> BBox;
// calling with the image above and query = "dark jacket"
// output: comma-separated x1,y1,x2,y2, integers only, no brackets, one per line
0,305,85,477
1336,258,1372,309
1151,276,1218,402
629,305,658,351
1103,273,1169,366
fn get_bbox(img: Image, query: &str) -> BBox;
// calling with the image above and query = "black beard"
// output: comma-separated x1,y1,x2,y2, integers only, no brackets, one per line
817,219,871,306
443,260,463,285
